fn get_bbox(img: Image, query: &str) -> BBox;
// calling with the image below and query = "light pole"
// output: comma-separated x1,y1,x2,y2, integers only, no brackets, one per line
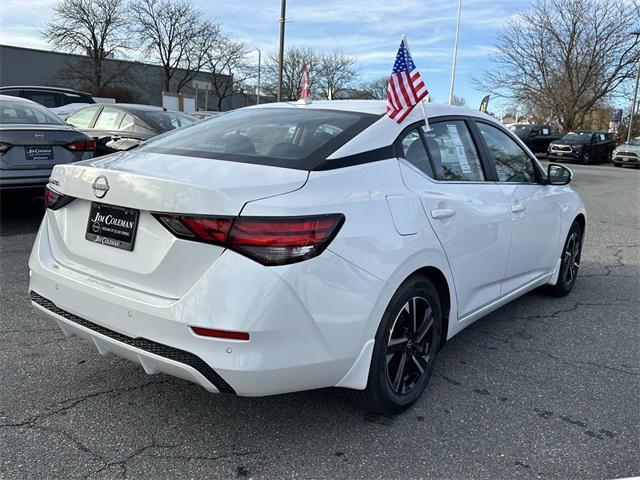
448,0,462,105
255,47,261,105
277,0,286,102
626,31,640,144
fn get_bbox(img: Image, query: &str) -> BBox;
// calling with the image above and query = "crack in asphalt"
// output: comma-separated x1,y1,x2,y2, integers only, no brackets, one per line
80,441,261,479
0,378,172,428
464,300,639,377
581,244,639,278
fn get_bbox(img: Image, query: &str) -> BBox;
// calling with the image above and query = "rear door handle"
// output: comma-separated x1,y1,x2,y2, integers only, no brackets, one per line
511,204,526,213
431,208,456,220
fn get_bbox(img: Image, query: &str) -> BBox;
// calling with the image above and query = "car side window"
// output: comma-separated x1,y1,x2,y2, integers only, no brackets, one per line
423,121,485,181
94,108,123,130
477,122,537,183
399,128,431,175
22,90,64,108
66,106,99,129
119,114,136,132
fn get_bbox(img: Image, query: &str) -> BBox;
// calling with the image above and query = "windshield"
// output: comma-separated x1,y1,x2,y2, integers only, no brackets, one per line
561,132,591,141
138,107,379,170
138,110,198,132
0,98,65,125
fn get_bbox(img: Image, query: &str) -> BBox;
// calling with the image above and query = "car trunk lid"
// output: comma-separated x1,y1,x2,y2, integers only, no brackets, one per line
45,151,309,298
0,125,87,169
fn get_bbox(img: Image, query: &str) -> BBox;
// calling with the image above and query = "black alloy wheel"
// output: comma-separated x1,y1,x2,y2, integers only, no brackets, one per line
546,222,583,297
346,275,442,414
561,229,581,289
385,296,434,395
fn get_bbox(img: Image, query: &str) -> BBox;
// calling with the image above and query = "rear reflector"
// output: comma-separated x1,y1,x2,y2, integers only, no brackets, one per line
66,139,96,151
44,184,75,210
154,213,345,266
191,326,250,341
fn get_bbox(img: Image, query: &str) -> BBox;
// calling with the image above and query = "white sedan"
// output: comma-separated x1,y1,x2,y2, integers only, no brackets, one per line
29,100,585,414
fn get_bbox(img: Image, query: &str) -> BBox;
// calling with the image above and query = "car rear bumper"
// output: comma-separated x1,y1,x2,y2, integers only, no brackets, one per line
0,168,52,190
31,292,230,393
28,214,385,396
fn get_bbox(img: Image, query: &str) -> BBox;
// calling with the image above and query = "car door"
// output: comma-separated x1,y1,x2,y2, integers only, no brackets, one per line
475,121,562,295
588,133,601,162
397,119,514,320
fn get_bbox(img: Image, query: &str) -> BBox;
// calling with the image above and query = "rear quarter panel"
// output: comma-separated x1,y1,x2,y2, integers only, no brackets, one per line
240,159,458,347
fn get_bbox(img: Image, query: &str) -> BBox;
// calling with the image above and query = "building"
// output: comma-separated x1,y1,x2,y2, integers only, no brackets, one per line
0,44,266,111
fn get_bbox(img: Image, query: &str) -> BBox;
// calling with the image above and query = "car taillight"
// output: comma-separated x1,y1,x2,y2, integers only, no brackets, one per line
154,213,345,266
44,185,75,210
66,139,96,151
0,142,13,154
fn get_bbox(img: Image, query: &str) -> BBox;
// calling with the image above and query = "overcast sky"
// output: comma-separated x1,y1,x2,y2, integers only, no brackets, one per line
0,0,531,108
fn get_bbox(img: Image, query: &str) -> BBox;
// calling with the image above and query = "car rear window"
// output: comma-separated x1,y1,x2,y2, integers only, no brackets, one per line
138,110,197,132
0,98,65,125
139,108,379,170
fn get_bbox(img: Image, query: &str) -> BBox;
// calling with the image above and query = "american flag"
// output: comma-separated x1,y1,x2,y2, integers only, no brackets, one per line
386,38,428,123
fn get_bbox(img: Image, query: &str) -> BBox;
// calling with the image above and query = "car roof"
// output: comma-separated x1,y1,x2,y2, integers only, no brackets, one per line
91,103,167,113
244,100,502,161
0,85,93,96
247,99,493,119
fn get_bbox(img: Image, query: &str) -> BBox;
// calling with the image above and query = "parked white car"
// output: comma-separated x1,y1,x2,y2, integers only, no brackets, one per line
29,100,586,414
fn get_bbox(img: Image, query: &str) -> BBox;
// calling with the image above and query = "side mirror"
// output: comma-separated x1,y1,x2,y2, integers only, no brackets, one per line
548,163,572,185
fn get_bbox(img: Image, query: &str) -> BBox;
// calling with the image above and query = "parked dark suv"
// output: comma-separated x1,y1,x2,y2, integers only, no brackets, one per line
547,131,616,164
0,86,95,109
512,124,562,155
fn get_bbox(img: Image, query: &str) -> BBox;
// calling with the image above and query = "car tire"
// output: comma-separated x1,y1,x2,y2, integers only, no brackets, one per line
607,151,613,163
613,163,621,168
582,152,591,164
545,222,583,297
346,275,442,415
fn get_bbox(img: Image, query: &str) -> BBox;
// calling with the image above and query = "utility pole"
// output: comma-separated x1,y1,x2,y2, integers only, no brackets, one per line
448,0,462,105
627,31,640,143
255,47,262,105
277,0,286,102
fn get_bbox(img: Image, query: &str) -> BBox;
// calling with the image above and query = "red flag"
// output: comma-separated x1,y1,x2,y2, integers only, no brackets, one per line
300,64,309,101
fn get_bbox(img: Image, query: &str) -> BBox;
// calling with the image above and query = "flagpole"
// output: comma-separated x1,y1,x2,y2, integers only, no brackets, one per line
448,0,462,105
402,34,430,130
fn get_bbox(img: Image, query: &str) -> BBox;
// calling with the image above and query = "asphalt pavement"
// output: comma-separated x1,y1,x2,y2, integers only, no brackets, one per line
1,162,638,479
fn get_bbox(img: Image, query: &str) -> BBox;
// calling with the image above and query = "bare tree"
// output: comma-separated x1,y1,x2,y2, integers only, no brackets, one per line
264,47,320,100
451,95,466,107
364,77,390,100
131,0,220,93
476,0,640,131
43,0,130,91
206,37,253,111
316,51,358,100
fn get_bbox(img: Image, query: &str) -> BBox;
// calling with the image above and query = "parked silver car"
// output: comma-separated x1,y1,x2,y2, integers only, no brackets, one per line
612,138,640,168
0,95,95,190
